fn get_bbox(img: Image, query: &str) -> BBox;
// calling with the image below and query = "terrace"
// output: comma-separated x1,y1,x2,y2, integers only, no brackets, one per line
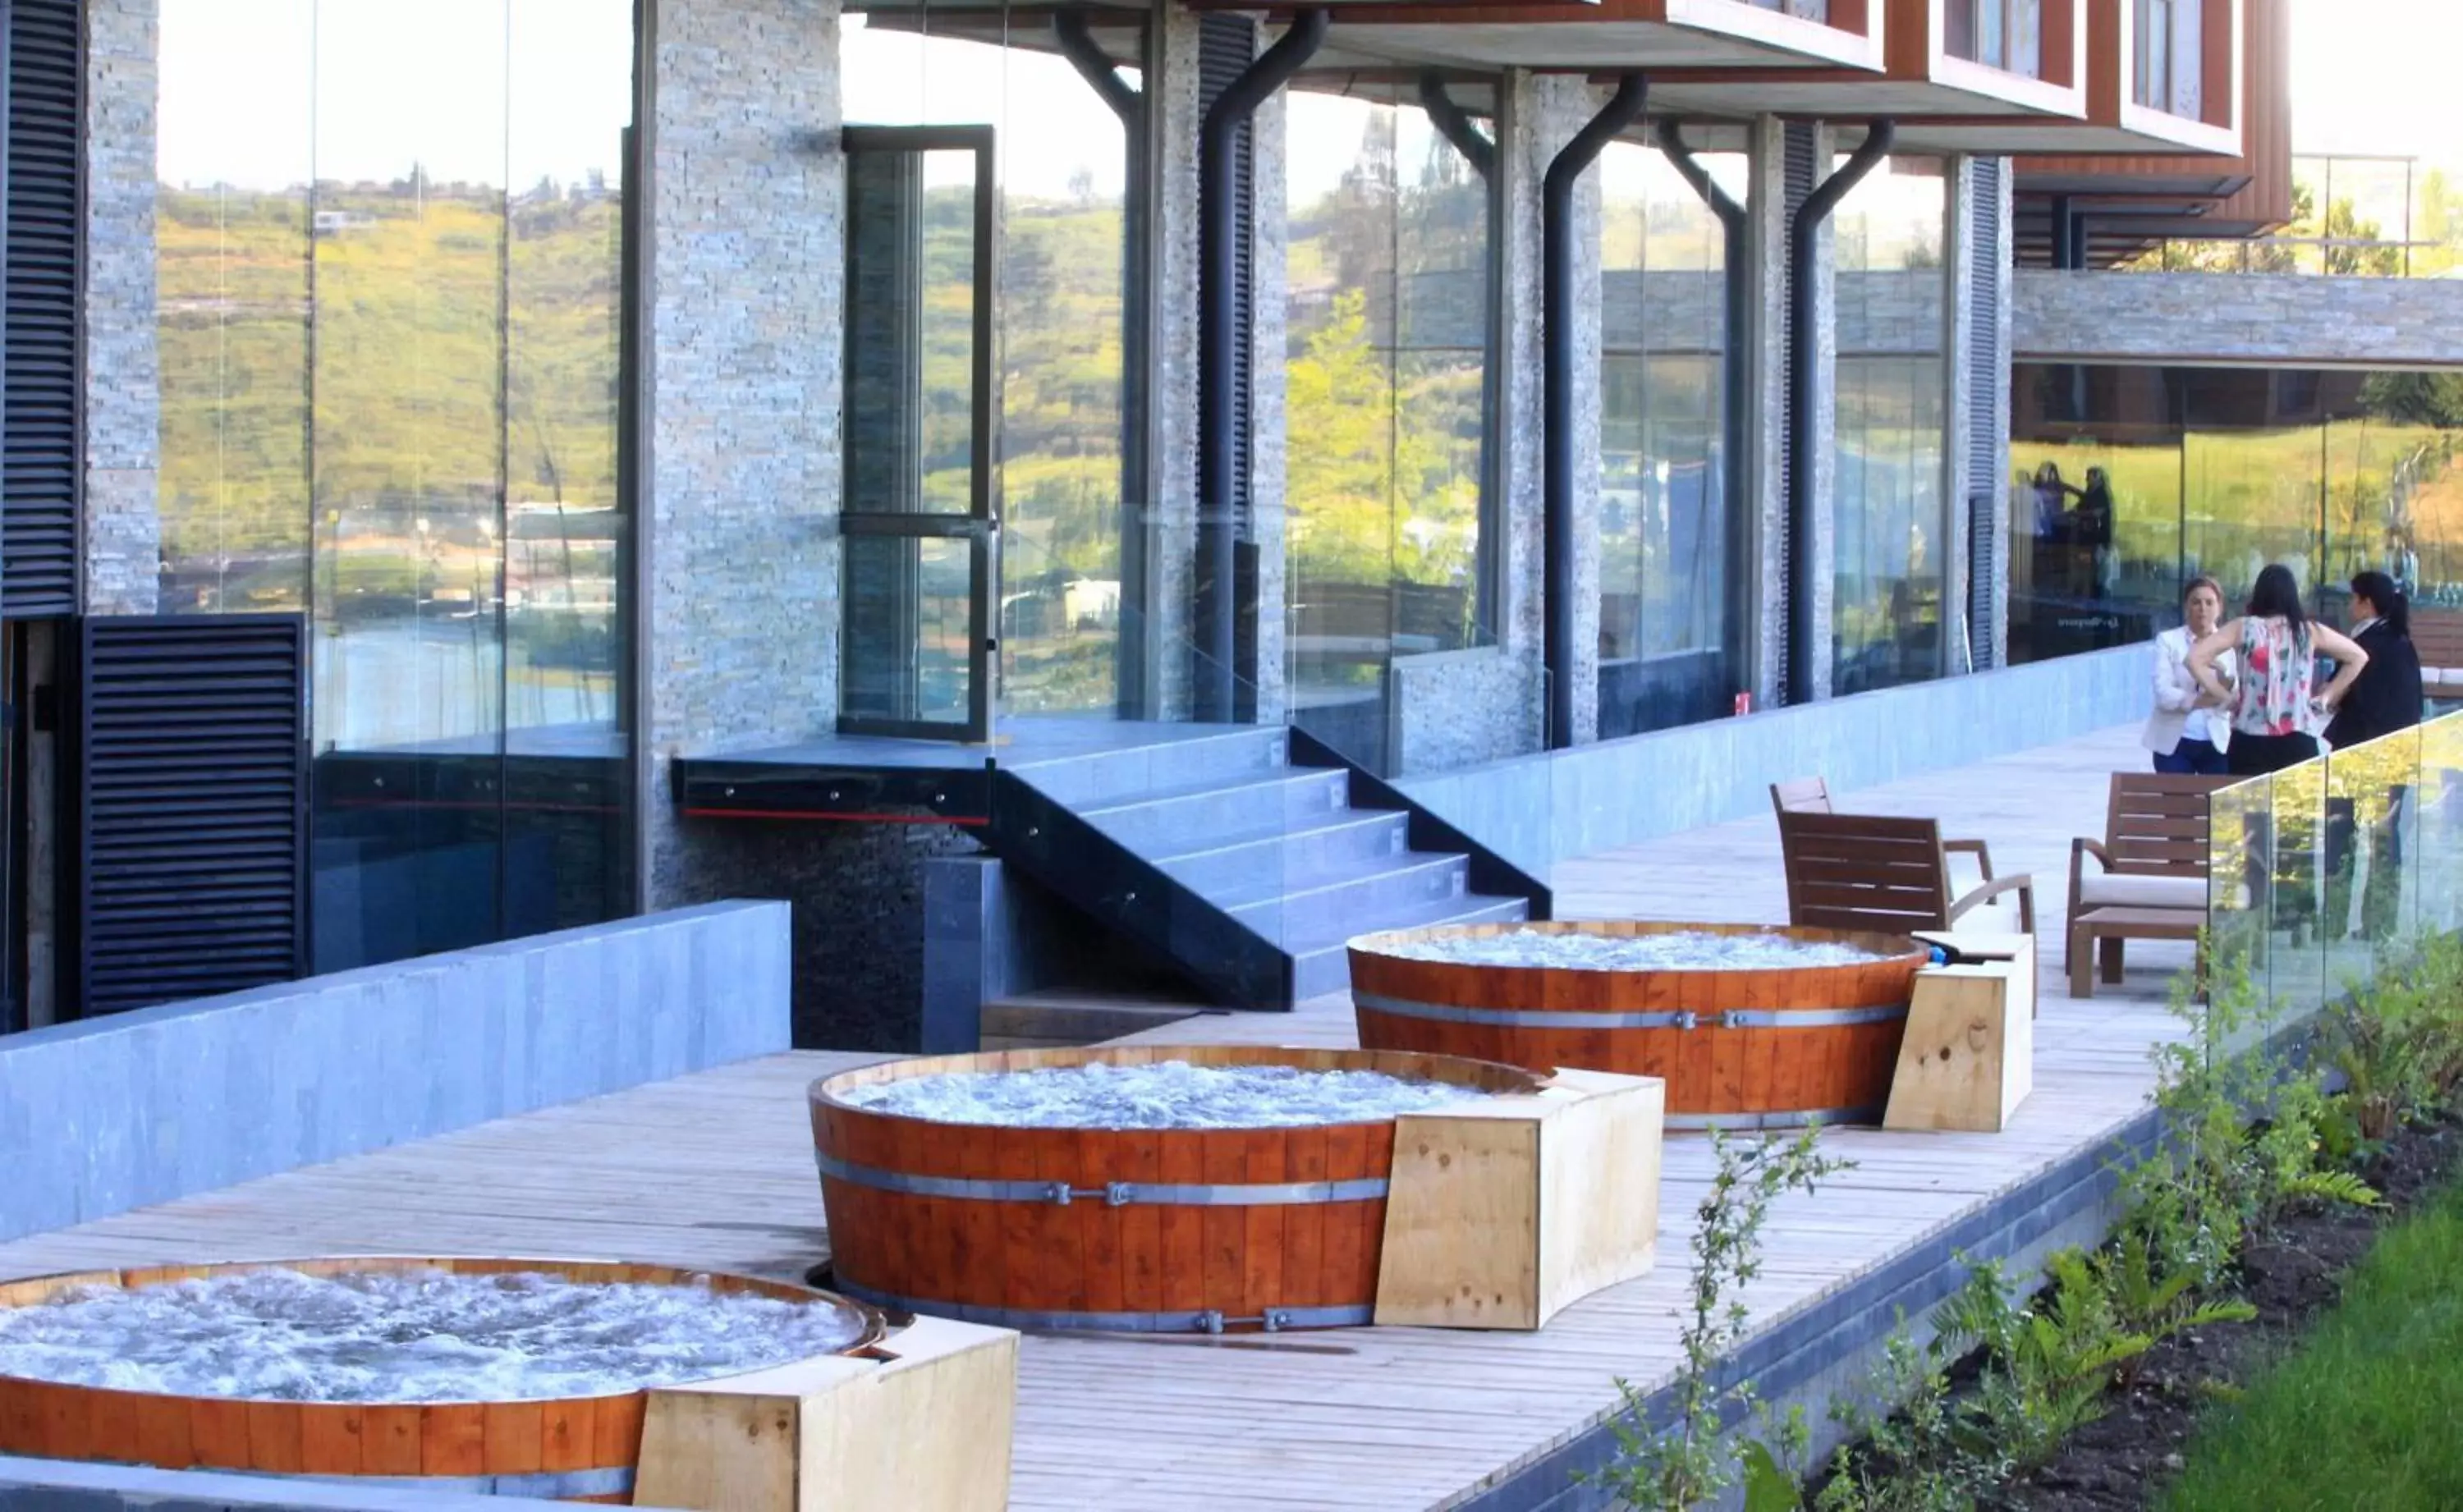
0,722,2207,1510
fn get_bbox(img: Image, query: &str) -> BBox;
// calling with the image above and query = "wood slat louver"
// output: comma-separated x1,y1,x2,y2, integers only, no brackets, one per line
6,0,82,616
77,615,309,1015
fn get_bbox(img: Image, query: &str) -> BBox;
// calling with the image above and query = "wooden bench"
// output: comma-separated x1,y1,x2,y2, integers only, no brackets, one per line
2069,907,2204,997
1772,777,1999,885
2066,773,2228,997
1776,809,2036,937
2413,611,2463,699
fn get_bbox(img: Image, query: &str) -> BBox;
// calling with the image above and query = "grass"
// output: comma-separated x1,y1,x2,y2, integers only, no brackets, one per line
2160,1177,2463,1512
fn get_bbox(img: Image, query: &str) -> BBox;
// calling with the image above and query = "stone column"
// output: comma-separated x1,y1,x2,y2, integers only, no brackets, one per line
1493,70,1547,680
1142,3,1204,721
84,0,162,616
1248,43,1287,722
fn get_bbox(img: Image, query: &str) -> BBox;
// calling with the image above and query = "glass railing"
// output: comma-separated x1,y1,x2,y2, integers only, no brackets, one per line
2205,708,2463,1045
2121,154,2454,279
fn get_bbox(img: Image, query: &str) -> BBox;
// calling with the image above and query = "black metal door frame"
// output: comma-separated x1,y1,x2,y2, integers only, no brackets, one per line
838,124,998,745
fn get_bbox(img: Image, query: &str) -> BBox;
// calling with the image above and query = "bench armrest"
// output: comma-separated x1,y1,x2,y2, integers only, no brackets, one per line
1950,872,2037,936
2069,836,2112,909
1943,836,1994,882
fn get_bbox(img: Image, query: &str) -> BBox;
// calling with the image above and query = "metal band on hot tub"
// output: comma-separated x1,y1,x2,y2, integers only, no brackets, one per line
1351,992,1910,1031
813,1152,1389,1207
828,1275,1374,1335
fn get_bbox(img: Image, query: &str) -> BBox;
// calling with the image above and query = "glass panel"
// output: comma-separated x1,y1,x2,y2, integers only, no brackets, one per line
1598,140,1736,737
504,0,635,932
845,145,981,518
310,0,511,966
1285,83,1500,777
2208,773,2272,1048
1833,157,1947,695
842,534,980,728
156,0,313,615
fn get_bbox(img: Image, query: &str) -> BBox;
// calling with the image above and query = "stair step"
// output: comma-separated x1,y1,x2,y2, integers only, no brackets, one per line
978,989,1216,1052
1011,726,1287,807
1077,768,1351,853
1223,852,1470,944
1153,809,1412,897
1287,894,1530,1003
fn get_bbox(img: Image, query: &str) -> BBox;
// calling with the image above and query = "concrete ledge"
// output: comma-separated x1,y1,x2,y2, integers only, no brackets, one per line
1400,646,2145,873
0,1455,571,1510
2015,268,2463,368
0,902,791,1244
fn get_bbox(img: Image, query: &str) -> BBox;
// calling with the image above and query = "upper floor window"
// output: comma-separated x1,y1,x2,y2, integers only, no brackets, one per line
1741,0,1831,21
2134,0,2204,116
1946,0,2043,77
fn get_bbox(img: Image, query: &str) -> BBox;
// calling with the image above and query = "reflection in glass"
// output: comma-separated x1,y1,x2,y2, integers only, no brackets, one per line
842,535,979,728
1285,85,1494,774
1833,158,1947,694
841,16,1136,717
1597,140,1736,735
156,0,636,969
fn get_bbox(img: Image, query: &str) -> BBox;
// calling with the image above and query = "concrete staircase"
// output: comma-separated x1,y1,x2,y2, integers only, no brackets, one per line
1010,727,1530,1005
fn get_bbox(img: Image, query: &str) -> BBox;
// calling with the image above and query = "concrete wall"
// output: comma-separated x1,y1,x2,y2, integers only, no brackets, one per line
1397,641,2145,873
2015,269,2463,368
1,1455,567,1511
0,901,790,1244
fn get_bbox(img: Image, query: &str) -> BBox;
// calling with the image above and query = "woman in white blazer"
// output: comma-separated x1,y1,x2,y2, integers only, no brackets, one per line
2148,579,2246,778
2144,575,2233,774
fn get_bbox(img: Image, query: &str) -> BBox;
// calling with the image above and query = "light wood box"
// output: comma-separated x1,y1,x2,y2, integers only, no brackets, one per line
1373,1066,1665,1331
1886,934,2036,1134
633,1314,1016,1512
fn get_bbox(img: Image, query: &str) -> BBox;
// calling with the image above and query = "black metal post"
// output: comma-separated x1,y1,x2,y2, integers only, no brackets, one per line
1196,9,1328,722
1542,74,1649,750
1783,120,1894,709
1655,121,1752,709
1418,72,1502,641
2048,191,2075,269
1416,71,1495,180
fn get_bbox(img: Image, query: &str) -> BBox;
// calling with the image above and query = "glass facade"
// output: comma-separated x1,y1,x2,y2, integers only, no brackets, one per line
1596,140,1741,736
2009,364,2463,665
1832,157,1949,694
840,10,1140,721
1283,84,1496,772
156,0,635,972
1946,0,2044,76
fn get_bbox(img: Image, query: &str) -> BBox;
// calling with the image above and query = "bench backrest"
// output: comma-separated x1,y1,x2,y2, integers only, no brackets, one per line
1776,809,1952,934
2413,611,2463,671
2103,773,2229,879
1770,777,1832,816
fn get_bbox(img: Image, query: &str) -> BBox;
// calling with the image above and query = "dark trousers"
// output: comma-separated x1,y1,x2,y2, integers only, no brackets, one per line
2153,737,2229,776
2229,731,2321,930
2228,731,2319,777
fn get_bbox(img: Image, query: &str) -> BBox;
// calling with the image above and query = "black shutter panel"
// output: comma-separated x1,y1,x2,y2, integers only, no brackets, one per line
1773,123,1816,703
6,0,82,616
1966,158,2005,671
78,615,309,1015
1198,16,1255,538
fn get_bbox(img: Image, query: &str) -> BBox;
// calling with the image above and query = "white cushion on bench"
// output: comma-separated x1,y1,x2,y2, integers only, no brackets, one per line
2423,666,2463,690
2077,873,2206,911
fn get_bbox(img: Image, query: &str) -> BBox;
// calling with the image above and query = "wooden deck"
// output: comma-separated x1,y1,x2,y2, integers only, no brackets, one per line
0,725,2186,1510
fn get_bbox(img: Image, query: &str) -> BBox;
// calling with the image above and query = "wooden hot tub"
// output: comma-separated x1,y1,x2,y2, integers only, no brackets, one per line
0,1257,885,1503
1348,921,1931,1129
809,1044,1549,1333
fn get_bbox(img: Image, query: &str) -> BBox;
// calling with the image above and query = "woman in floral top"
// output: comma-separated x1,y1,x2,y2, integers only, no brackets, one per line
2186,563,2369,777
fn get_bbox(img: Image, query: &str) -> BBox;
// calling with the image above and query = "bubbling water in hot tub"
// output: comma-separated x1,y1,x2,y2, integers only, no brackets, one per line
0,1267,869,1404
838,1059,1495,1129
1374,928,1897,972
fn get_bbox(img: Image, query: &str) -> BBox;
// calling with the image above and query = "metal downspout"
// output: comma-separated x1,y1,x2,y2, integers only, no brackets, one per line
1542,74,1649,749
1784,120,1894,708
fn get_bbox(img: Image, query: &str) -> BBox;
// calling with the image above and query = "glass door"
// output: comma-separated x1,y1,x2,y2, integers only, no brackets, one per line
839,126,998,742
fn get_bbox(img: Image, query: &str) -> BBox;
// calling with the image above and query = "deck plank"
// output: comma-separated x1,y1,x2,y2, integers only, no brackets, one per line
0,724,2188,1510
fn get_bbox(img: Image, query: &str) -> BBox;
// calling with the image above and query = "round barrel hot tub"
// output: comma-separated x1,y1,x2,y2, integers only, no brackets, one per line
0,1256,886,1503
810,1044,1548,1333
1348,921,1931,1130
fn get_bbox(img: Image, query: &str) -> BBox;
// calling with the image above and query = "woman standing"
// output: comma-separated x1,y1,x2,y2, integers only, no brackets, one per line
2143,575,2233,774
2323,569,2424,750
2187,563,2369,777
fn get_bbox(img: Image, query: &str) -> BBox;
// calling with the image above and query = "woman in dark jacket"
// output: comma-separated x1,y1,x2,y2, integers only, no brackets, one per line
2323,570,2424,940
2324,570,2424,749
